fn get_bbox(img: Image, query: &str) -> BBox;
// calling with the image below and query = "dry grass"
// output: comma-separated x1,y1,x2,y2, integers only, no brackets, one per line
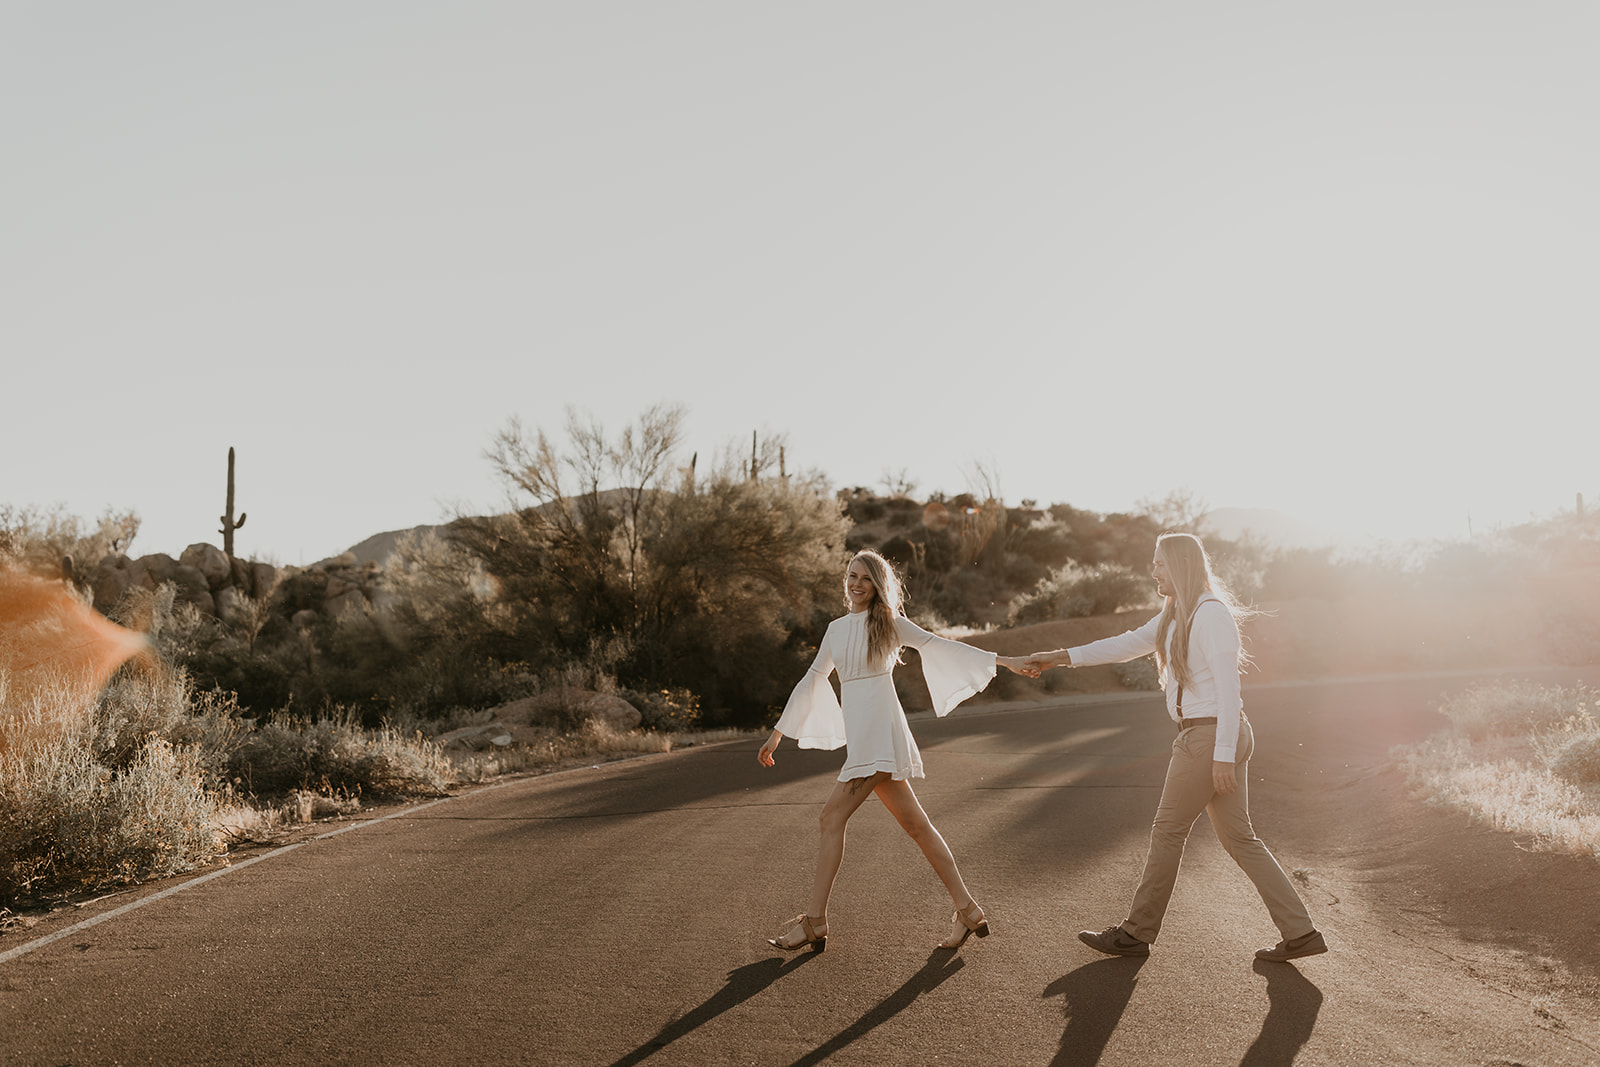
1393,683,1600,858
447,719,756,784
0,667,460,905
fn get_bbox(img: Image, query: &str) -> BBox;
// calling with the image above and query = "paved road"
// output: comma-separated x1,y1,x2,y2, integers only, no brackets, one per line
4,668,1600,1066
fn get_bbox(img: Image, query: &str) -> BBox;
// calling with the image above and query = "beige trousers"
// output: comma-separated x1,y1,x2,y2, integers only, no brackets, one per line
1121,715,1314,944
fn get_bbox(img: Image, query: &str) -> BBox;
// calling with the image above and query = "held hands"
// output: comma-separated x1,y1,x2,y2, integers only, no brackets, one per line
758,730,781,767
997,655,1040,678
1018,650,1068,677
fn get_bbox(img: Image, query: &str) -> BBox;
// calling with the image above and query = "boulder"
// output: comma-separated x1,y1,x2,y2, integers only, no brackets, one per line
323,587,368,620
291,609,321,631
437,723,515,750
214,585,248,624
169,563,214,614
250,561,279,598
91,565,131,614
179,543,232,590
128,553,176,591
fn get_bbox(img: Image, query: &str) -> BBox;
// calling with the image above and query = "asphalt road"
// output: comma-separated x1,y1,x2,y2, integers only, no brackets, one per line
4,668,1600,1066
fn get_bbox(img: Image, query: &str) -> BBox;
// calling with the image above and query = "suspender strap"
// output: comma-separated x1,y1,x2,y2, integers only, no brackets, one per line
1172,595,1217,717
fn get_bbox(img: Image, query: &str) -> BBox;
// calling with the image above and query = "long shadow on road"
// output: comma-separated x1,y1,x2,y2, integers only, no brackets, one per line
786,950,968,1067
1238,960,1323,1067
1043,956,1147,1067
609,954,819,1066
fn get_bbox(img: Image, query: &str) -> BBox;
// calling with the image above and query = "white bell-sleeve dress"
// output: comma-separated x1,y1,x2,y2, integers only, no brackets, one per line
772,611,998,781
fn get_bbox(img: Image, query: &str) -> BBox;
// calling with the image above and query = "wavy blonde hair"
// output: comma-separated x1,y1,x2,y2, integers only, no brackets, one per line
1153,532,1253,692
848,550,906,666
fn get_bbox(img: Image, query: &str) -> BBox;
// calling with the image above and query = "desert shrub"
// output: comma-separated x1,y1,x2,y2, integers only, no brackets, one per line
1552,733,1600,785
621,687,702,731
1008,562,1152,626
0,726,220,903
225,711,453,799
1437,681,1597,740
448,407,850,726
0,504,140,577
1113,657,1162,691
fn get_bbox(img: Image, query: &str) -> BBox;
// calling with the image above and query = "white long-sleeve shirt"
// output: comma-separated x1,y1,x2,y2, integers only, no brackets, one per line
1066,593,1245,762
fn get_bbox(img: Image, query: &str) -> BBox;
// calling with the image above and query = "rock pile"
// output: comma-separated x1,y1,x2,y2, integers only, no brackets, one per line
85,545,386,627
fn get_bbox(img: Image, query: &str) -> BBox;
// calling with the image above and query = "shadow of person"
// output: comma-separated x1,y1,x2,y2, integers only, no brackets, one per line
1238,959,1323,1067
787,949,968,1067
1043,956,1148,1067
609,954,818,1066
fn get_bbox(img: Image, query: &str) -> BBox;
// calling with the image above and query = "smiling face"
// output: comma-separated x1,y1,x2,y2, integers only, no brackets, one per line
845,559,877,612
1152,548,1175,600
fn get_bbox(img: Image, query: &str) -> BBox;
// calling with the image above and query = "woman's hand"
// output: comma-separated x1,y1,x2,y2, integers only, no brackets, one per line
758,731,781,767
997,655,1039,678
1212,761,1237,796
1022,649,1068,675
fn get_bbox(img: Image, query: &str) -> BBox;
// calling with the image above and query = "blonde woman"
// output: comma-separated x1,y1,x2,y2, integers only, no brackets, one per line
759,549,1033,953
1024,532,1326,963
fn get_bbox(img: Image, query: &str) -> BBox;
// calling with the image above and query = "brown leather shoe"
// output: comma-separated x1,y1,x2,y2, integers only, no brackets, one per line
1078,925,1150,957
1255,930,1327,961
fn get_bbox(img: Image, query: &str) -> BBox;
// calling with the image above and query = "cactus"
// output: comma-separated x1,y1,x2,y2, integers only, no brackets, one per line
219,446,247,558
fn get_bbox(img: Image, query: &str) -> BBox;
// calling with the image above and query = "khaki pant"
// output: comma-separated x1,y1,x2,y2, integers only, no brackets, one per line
1121,715,1314,944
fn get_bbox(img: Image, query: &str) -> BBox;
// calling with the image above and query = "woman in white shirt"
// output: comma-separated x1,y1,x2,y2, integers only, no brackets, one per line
1025,532,1326,963
758,549,1033,954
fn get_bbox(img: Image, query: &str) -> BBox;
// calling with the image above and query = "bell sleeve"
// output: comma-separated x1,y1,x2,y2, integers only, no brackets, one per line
894,616,997,717
772,626,847,750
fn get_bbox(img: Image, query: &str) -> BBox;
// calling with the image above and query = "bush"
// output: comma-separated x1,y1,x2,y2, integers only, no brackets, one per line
1551,730,1600,785
0,724,220,903
226,711,453,799
1437,681,1596,740
621,687,702,732
1008,562,1152,626
1113,657,1161,691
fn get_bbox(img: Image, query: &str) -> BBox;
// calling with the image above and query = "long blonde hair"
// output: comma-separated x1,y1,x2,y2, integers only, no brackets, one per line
848,550,906,666
1153,532,1253,691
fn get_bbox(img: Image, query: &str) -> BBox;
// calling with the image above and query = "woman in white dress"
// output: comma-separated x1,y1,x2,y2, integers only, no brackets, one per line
758,549,1034,953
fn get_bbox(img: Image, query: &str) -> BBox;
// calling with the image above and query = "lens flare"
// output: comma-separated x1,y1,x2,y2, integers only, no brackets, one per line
0,565,149,754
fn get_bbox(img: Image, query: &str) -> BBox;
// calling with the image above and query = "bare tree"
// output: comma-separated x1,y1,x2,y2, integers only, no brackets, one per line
1135,488,1211,533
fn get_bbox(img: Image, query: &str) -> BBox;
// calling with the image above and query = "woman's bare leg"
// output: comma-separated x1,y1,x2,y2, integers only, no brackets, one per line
774,772,882,947
874,778,983,945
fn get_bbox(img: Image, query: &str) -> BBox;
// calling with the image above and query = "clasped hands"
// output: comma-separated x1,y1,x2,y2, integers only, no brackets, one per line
997,651,1067,679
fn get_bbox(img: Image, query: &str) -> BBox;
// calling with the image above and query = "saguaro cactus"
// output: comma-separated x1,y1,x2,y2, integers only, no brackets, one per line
219,446,247,557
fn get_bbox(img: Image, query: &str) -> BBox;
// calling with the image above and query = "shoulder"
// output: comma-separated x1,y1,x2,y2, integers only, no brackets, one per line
1194,595,1239,630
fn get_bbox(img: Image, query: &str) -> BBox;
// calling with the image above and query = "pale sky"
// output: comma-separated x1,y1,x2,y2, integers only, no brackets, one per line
5,2,1596,564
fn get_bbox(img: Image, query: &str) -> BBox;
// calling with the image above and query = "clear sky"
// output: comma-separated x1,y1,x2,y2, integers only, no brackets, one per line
5,2,1595,564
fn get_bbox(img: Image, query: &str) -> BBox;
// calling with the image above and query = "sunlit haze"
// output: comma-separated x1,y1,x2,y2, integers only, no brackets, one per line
5,3,1595,563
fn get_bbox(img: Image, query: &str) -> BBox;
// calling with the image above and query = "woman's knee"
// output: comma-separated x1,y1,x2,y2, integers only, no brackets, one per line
819,806,850,837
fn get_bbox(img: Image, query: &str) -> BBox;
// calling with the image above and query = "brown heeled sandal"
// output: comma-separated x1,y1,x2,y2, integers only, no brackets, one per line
939,902,990,950
767,914,827,953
